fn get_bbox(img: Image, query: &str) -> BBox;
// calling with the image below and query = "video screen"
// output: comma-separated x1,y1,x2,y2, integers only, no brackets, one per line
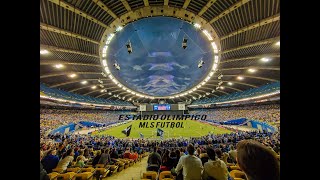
153,104,171,111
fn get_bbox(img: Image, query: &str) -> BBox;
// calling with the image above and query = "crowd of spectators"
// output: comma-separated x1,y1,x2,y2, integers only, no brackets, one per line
40,129,280,179
190,104,280,123
40,108,135,136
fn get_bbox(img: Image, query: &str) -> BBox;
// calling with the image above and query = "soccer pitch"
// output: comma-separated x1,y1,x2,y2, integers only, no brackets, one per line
92,120,233,139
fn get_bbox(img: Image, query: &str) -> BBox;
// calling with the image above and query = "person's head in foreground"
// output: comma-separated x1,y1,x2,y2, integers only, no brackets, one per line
237,140,280,180
187,144,195,155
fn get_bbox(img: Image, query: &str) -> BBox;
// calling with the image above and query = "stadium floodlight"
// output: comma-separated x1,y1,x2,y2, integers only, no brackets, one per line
248,68,257,73
102,60,107,66
54,64,64,69
202,30,213,40
194,23,201,29
68,73,77,78
105,67,110,74
182,37,188,49
212,63,218,70
261,57,270,62
237,76,244,80
40,50,49,54
116,26,123,32
81,80,88,85
102,46,108,57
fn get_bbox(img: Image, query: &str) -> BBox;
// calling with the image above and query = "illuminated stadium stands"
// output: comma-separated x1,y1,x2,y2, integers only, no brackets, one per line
192,82,280,105
40,83,132,106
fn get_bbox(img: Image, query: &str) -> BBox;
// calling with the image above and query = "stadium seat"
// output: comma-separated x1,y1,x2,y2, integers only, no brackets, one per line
142,171,158,180
67,167,81,173
230,170,246,179
159,171,174,180
52,167,65,174
81,167,95,173
56,172,76,180
230,165,241,171
105,165,118,175
47,172,60,180
74,172,94,180
94,168,110,179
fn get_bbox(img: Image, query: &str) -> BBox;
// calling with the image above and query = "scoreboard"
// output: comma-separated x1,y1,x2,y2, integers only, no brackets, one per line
153,104,171,111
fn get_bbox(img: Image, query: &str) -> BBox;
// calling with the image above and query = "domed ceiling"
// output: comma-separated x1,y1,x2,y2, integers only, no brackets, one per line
107,17,214,97
40,0,280,104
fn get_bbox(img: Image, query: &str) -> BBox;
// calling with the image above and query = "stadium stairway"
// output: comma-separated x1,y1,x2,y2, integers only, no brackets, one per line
105,157,148,180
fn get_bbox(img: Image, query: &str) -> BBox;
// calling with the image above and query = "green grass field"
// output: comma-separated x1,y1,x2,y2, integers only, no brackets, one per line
92,120,232,139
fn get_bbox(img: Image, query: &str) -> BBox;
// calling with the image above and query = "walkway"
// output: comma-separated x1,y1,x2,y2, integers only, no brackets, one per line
104,157,148,180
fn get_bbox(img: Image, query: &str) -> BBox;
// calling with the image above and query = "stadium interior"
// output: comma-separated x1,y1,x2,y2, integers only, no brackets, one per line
40,0,280,180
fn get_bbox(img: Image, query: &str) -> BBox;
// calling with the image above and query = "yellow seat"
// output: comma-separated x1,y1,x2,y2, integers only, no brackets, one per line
81,167,95,173
234,178,245,180
74,172,93,180
95,168,109,178
159,171,173,180
230,170,246,179
143,171,158,180
67,167,81,173
56,172,76,180
227,163,235,166
95,164,105,168
230,165,241,171
47,172,60,180
52,168,65,174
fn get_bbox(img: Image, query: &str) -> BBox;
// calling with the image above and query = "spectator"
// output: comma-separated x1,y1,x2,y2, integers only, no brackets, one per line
236,140,280,180
228,145,237,163
75,156,85,168
91,150,101,167
202,147,228,180
98,149,111,165
147,147,162,171
56,149,74,171
175,144,203,180
41,149,59,173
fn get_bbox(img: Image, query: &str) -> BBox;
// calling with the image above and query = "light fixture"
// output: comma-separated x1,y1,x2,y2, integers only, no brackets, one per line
220,86,225,89
261,58,270,62
81,81,88,85
248,68,257,73
40,50,49,54
68,74,77,78
194,23,201,29
108,92,112,95
275,41,280,46
100,90,104,93
228,82,233,85
116,26,123,32
54,64,64,69
91,86,97,89
237,76,244,80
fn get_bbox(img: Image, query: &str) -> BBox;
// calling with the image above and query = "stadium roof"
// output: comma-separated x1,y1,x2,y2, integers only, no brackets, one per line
40,0,280,104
